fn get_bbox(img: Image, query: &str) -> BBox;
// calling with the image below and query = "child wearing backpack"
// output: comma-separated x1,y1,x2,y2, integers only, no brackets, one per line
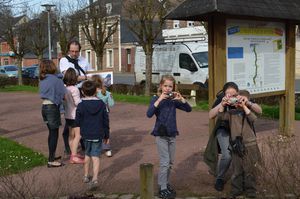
217,89,261,198
147,75,192,199
91,75,114,157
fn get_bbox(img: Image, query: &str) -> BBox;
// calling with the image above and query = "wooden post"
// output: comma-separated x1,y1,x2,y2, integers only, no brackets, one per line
140,163,154,199
280,23,296,136
208,15,227,134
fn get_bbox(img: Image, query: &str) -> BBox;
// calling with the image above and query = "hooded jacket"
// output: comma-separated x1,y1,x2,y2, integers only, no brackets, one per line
75,97,109,140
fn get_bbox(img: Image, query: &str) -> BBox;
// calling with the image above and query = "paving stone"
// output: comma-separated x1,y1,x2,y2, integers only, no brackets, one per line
285,194,297,199
265,195,276,198
94,193,106,198
119,194,135,199
106,194,119,199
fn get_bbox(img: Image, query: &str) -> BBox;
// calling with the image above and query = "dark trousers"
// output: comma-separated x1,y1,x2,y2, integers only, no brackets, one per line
47,126,59,162
62,123,71,153
42,104,61,162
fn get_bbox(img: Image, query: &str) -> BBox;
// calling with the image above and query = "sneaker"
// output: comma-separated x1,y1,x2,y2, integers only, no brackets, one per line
214,179,224,191
83,175,91,183
105,150,112,157
167,184,176,197
159,189,175,199
89,180,98,191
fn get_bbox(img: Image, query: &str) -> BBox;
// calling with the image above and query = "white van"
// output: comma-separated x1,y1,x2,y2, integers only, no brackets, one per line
134,42,208,87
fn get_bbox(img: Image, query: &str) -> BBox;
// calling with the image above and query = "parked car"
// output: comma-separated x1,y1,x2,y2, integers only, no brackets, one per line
22,64,39,79
0,65,18,77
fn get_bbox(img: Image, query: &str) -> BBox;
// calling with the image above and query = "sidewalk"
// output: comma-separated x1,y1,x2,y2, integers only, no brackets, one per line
0,92,292,198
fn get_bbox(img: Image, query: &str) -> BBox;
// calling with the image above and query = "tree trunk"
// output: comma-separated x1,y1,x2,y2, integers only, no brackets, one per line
97,53,103,71
145,53,153,96
38,54,43,63
17,57,23,86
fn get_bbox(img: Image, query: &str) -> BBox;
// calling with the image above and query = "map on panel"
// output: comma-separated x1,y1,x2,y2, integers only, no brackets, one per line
226,20,285,94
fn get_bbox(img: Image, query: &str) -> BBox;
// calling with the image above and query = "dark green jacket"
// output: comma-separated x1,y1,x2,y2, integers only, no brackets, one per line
203,119,227,176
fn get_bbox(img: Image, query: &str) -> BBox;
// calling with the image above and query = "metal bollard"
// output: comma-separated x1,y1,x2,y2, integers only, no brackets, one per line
140,163,154,199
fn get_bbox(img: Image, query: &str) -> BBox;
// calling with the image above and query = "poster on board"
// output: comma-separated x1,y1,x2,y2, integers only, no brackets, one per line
87,71,113,88
226,19,286,94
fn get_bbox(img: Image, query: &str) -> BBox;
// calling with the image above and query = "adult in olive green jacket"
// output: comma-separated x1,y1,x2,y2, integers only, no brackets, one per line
203,82,262,192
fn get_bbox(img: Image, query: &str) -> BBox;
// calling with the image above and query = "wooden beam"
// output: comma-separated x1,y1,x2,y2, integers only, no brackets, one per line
208,15,227,134
280,22,296,136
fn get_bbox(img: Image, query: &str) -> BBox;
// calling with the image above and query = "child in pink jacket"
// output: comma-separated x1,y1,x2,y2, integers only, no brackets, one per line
63,68,84,164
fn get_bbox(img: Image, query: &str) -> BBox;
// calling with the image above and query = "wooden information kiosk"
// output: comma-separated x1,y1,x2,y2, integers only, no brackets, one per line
166,0,300,136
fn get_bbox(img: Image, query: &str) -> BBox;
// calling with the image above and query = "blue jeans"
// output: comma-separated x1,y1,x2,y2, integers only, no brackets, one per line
42,104,61,162
84,140,102,157
216,128,232,180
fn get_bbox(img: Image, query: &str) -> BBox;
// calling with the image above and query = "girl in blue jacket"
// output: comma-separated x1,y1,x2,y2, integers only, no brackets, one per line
147,75,191,199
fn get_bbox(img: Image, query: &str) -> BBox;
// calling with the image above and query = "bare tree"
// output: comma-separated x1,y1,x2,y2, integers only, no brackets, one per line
53,2,81,57
78,0,119,70
0,8,30,85
26,12,49,62
54,14,79,57
123,0,179,96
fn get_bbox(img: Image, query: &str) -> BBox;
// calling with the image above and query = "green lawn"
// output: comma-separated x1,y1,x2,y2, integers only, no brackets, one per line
1,85,299,120
0,85,38,93
0,137,47,176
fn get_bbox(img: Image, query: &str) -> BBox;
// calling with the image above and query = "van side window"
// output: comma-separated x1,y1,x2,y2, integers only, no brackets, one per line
179,53,198,72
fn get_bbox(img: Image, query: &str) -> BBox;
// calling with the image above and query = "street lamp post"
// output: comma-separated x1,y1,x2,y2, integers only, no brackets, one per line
41,4,55,60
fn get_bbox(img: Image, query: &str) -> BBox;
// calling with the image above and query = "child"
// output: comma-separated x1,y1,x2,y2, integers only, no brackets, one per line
146,75,192,199
91,74,114,157
39,60,67,168
63,68,84,164
217,90,261,198
75,81,109,187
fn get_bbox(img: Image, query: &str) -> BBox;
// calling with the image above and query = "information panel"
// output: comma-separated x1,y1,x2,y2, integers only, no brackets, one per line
226,20,286,94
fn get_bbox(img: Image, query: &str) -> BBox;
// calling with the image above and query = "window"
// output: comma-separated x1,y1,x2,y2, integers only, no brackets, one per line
3,58,9,65
107,49,113,68
173,20,180,28
106,3,112,15
86,50,91,65
192,52,208,68
179,53,198,72
187,21,195,27
107,26,113,43
126,49,131,65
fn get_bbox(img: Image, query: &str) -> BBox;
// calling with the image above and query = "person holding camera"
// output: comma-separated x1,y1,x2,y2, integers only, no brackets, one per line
204,82,262,192
146,75,191,199
217,89,261,198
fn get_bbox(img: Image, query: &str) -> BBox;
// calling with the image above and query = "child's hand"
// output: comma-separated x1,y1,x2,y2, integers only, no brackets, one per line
221,96,230,107
173,92,186,103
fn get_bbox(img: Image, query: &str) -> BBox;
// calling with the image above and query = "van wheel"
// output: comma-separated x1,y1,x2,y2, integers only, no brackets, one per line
193,82,207,89
140,80,145,86
140,80,146,88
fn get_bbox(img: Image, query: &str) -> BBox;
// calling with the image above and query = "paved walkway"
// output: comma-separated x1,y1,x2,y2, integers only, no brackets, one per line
0,92,296,198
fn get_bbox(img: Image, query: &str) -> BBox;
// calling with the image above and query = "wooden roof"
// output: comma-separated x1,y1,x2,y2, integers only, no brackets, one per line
165,0,300,22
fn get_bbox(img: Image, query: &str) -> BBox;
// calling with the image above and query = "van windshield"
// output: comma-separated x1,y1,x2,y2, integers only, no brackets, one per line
192,52,208,68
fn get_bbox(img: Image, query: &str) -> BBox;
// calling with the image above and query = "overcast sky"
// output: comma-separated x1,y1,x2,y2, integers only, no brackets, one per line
10,0,88,16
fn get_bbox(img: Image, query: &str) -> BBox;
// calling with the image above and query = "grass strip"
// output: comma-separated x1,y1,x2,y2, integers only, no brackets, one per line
0,136,47,176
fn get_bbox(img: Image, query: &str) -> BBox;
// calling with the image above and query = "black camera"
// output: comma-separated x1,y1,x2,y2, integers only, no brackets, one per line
167,92,175,99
